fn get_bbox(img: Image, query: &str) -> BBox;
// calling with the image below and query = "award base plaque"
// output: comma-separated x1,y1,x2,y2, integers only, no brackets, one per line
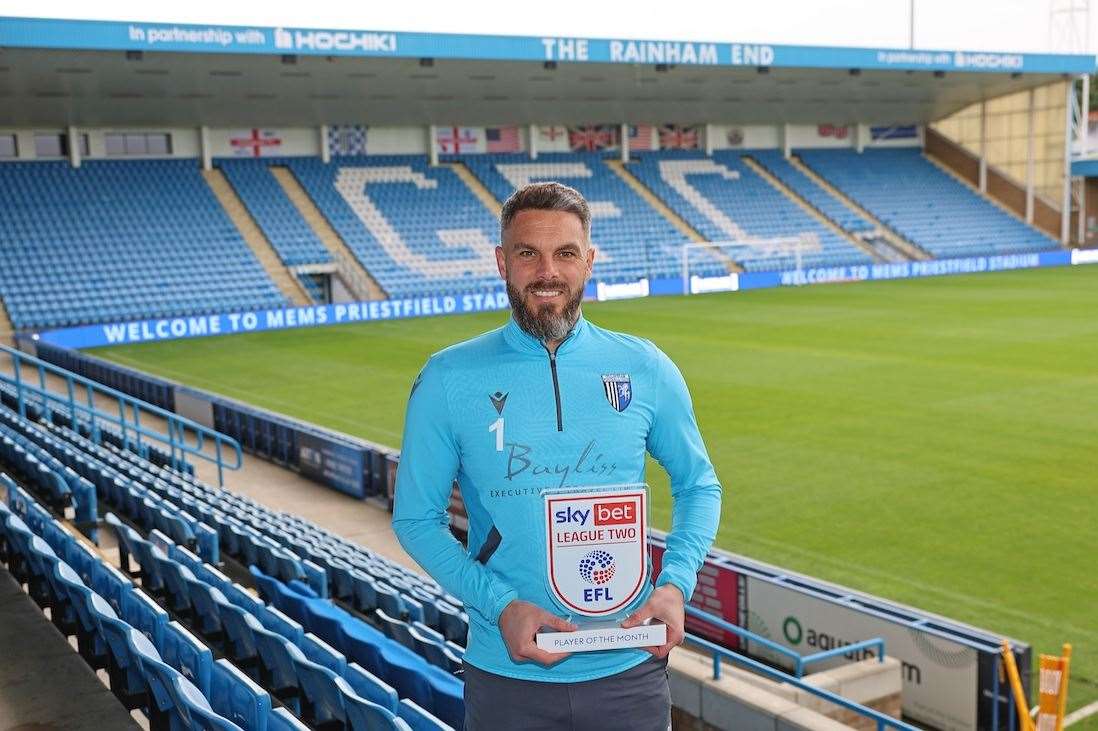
537,620,667,654
539,483,664,654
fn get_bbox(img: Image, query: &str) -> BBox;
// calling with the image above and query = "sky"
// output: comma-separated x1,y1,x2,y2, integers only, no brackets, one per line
2,0,1094,56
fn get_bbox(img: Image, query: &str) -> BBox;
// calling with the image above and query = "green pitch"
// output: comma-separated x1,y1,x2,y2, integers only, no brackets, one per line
92,266,1098,719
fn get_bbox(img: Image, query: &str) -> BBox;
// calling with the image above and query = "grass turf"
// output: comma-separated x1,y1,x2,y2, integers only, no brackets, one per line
91,265,1098,719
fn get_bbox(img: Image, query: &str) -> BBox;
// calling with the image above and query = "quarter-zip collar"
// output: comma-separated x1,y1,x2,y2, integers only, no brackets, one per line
502,310,589,356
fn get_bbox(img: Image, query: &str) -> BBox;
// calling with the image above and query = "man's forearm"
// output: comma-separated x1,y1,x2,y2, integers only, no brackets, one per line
392,513,517,624
655,480,721,602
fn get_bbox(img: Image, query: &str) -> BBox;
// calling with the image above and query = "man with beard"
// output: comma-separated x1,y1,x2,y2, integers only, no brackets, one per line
393,182,721,730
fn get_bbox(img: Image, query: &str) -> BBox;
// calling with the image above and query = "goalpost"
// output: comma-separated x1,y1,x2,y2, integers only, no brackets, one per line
680,233,823,294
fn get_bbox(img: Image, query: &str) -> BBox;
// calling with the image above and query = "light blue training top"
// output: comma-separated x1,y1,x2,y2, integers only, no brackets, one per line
392,313,722,682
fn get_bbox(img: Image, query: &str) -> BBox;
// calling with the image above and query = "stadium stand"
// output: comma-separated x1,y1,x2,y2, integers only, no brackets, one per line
629,151,874,272
1,388,464,730
747,149,877,235
459,152,728,280
797,148,1060,259
285,156,503,299
218,161,333,268
217,160,333,304
0,160,288,330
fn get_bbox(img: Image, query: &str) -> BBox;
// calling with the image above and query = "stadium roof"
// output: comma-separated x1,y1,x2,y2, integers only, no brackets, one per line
1,16,1094,127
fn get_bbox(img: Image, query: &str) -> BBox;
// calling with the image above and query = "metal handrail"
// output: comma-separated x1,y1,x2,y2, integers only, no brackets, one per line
685,604,884,677
684,633,918,731
0,344,241,485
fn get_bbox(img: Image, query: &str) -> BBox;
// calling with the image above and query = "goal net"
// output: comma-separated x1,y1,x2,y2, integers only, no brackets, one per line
680,234,823,294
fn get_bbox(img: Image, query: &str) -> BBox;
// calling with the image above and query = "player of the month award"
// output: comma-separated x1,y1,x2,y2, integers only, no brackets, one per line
536,483,667,653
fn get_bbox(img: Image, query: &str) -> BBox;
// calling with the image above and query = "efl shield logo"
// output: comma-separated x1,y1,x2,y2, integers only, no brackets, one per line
544,488,647,617
602,374,632,412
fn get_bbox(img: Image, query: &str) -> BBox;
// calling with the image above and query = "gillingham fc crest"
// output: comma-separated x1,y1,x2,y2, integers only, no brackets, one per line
602,374,632,412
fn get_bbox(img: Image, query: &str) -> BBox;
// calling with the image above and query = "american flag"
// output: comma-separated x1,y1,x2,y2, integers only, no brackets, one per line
229,129,282,157
569,125,616,152
486,126,521,153
437,126,479,154
628,125,655,151
659,125,699,150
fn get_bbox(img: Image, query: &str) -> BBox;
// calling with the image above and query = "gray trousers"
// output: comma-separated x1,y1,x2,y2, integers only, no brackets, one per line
463,656,671,731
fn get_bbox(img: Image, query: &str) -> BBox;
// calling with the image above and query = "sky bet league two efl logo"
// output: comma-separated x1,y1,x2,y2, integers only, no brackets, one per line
545,489,647,616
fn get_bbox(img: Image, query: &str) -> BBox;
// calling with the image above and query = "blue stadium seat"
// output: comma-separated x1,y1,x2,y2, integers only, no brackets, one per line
344,663,400,714
299,632,348,676
376,608,418,652
160,620,214,698
251,621,304,715
121,585,169,645
208,658,272,731
89,592,152,709
398,698,453,731
215,598,263,676
53,560,111,668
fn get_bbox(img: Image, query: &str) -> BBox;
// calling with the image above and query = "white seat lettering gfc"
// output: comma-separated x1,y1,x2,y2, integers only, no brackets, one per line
335,166,499,279
657,159,746,241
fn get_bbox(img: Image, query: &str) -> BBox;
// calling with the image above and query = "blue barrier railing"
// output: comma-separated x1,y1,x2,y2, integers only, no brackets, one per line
0,344,242,485
684,606,915,731
684,605,885,677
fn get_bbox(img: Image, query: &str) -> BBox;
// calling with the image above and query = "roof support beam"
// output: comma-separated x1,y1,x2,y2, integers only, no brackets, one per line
978,101,987,193
1026,88,1035,224
1062,80,1073,245
199,125,211,171
67,126,80,168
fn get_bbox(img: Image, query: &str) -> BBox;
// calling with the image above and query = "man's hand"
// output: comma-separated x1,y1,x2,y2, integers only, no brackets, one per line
620,584,685,658
499,599,578,666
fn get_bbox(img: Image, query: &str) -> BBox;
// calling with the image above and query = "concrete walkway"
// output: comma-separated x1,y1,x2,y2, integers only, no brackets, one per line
0,569,142,730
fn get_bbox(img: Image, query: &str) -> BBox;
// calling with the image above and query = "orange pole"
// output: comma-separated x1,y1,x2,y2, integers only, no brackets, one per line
1056,644,1072,731
1002,640,1035,731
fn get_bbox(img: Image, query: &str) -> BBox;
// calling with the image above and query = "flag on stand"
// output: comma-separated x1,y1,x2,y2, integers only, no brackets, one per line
486,126,522,153
628,125,655,151
229,129,283,157
329,125,367,156
659,125,699,150
436,126,479,154
569,125,617,151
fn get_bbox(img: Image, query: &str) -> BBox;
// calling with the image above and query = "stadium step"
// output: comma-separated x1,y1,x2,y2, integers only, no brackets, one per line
789,155,932,261
0,297,13,345
740,154,887,263
202,169,314,307
442,161,503,217
269,167,388,301
607,159,743,273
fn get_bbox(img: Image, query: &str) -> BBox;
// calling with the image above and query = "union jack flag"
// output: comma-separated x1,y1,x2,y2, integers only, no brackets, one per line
486,126,521,153
659,125,699,150
628,125,655,151
817,124,850,140
437,126,479,154
569,125,617,151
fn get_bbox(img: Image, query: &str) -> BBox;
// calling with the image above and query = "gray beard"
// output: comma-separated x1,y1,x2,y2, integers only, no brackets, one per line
507,280,583,343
